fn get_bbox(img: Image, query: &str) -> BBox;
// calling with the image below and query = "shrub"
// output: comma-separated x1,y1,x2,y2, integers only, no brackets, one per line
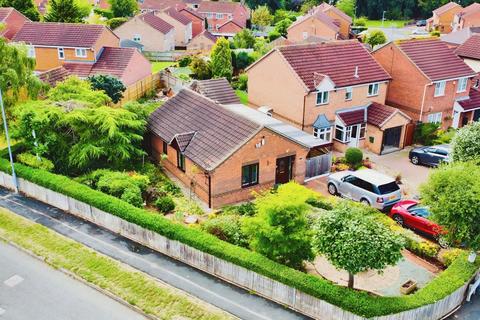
414,122,440,145
202,214,248,247
155,196,175,213
407,239,440,258
268,29,281,41
430,30,440,37
354,16,367,26
178,55,192,67
121,186,143,207
106,17,128,29
452,122,480,163
17,153,54,172
231,73,248,90
345,147,363,166
159,180,182,196
440,248,464,267
94,7,113,19
222,202,256,216
306,198,334,210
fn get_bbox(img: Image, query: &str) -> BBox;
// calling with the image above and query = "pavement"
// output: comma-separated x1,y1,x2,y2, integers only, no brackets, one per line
448,293,480,320
0,241,146,320
0,188,309,320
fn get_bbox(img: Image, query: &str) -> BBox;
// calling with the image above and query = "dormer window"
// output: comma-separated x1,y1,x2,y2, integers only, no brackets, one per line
316,91,329,105
368,83,379,97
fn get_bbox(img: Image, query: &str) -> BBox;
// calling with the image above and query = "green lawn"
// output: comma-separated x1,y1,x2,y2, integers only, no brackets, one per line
364,20,410,28
0,208,233,320
152,61,175,73
235,90,248,105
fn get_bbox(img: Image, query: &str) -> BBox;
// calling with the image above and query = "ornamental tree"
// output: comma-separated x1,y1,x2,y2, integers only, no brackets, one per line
110,0,138,17
252,5,273,28
48,76,111,107
366,30,387,48
210,38,233,81
44,0,85,23
451,122,480,163
242,182,316,270
312,202,404,289
88,74,126,104
420,162,480,254
232,29,256,49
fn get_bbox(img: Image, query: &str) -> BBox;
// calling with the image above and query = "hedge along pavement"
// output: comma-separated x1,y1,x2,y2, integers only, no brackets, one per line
0,158,479,318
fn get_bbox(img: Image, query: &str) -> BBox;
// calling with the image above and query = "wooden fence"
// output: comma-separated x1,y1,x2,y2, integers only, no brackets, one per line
0,172,476,320
119,73,161,105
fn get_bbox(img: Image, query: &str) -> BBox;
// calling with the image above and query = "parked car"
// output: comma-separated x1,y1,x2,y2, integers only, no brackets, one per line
389,200,448,247
416,20,427,27
411,28,429,35
409,144,451,167
327,169,402,210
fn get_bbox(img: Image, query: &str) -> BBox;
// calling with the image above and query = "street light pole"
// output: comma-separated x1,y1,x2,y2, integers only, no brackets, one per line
0,88,18,193
382,11,386,28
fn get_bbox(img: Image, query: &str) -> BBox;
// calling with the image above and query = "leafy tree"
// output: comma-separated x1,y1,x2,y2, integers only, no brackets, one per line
233,51,254,71
232,29,256,49
420,162,480,254
0,39,43,110
245,0,285,12
0,0,40,21
252,5,273,28
106,17,128,29
44,0,85,23
312,202,404,288
366,30,387,48
242,182,315,269
273,9,297,24
110,0,138,17
268,29,281,41
210,38,233,81
88,74,126,104
253,37,271,55
48,76,111,107
189,56,212,80
451,122,480,163
274,18,293,36
336,0,356,18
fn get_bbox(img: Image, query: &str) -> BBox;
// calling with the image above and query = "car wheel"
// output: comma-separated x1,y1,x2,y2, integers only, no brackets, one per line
437,236,450,249
411,156,420,165
360,198,370,206
393,214,404,226
327,183,337,195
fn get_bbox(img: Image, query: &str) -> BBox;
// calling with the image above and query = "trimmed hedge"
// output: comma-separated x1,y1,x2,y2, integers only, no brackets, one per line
0,158,478,318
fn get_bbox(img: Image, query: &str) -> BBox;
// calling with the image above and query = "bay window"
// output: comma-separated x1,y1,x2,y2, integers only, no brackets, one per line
313,127,332,143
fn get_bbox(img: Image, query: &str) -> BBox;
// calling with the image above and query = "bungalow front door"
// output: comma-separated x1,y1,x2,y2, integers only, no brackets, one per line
275,156,294,185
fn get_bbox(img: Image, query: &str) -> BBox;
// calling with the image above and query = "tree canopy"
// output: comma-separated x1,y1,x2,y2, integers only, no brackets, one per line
110,0,138,17
312,202,404,288
336,0,356,18
232,29,256,49
366,30,387,48
252,5,274,27
44,0,85,23
245,0,285,12
420,162,480,251
210,38,233,81
48,76,111,107
0,0,40,21
88,74,126,104
451,122,480,163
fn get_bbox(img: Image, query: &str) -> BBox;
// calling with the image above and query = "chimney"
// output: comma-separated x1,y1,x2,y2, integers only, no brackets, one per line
354,66,359,78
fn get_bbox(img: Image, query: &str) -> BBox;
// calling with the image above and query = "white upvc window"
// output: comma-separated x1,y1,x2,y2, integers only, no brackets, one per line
316,91,329,105
133,34,141,42
216,13,223,19
313,127,332,143
368,83,379,96
302,32,308,39
57,47,65,59
345,86,353,100
335,125,350,142
27,45,35,58
359,123,366,139
75,48,87,58
207,12,213,18
427,112,442,123
457,77,468,93
434,81,446,97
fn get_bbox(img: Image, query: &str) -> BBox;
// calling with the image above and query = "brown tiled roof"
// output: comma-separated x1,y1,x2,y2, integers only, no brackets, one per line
277,40,391,90
165,7,192,25
13,22,107,47
458,3,480,17
337,108,366,126
455,34,480,60
148,89,261,171
139,0,186,11
90,47,135,79
192,78,240,105
288,10,339,33
0,7,13,21
433,1,461,15
316,2,352,23
397,38,476,81
179,7,203,20
201,30,217,42
198,1,246,14
218,18,245,29
140,12,174,34
366,102,411,127
172,132,196,152
459,88,480,111
63,63,93,78
39,66,71,86
441,27,480,45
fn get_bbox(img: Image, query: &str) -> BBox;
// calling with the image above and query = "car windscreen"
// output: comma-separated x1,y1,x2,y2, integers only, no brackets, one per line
408,205,430,218
377,181,400,195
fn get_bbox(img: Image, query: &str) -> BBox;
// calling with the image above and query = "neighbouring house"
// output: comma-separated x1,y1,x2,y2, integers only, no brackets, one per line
426,1,462,33
0,7,30,41
455,34,480,74
246,40,412,155
190,78,240,104
441,26,480,47
113,12,175,52
12,22,120,72
147,89,325,208
195,1,249,37
452,3,480,31
179,7,205,37
186,29,216,52
139,0,186,13
455,87,480,125
373,38,476,129
156,8,192,47
315,2,352,39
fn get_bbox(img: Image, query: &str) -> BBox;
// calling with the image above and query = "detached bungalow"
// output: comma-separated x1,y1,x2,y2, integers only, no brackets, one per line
0,7,30,40
427,1,462,33
147,89,326,208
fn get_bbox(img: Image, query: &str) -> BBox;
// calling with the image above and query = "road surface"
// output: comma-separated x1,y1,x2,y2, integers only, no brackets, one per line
0,241,146,320
0,188,309,320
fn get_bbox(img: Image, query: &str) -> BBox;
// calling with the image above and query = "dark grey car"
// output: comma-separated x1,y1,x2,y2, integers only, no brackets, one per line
409,145,451,167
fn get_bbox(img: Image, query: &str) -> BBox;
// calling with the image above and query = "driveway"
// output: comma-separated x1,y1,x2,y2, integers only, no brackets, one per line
448,293,480,320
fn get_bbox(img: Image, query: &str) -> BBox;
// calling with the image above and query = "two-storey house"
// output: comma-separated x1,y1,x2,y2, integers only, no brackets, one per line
196,1,249,37
427,1,462,33
156,8,193,47
0,7,30,41
246,40,412,155
373,38,476,129
452,3,480,31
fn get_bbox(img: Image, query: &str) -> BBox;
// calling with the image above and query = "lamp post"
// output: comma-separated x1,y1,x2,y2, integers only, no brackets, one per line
382,11,387,28
0,88,18,193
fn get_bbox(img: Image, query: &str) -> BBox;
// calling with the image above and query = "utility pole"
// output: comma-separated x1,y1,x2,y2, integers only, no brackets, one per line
0,88,18,193
382,11,387,28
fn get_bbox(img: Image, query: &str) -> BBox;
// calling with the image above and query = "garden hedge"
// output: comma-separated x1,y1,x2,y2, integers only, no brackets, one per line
0,157,478,318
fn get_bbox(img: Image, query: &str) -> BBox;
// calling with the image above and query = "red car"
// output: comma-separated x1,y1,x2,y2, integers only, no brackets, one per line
389,200,447,246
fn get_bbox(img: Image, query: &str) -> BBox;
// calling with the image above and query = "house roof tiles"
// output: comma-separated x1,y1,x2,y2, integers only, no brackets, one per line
139,0,186,11
165,7,192,25
458,3,480,17
276,40,391,90
191,78,240,105
288,10,339,33
140,12,174,34
459,88,480,111
38,66,71,86
0,7,13,21
337,108,366,126
433,1,461,15
197,1,246,14
397,38,476,81
366,102,411,127
316,2,352,23
148,89,261,171
13,22,106,47
455,34,480,60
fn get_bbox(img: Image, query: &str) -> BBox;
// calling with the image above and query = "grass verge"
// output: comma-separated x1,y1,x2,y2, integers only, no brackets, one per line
364,19,409,28
152,61,175,73
0,208,234,320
